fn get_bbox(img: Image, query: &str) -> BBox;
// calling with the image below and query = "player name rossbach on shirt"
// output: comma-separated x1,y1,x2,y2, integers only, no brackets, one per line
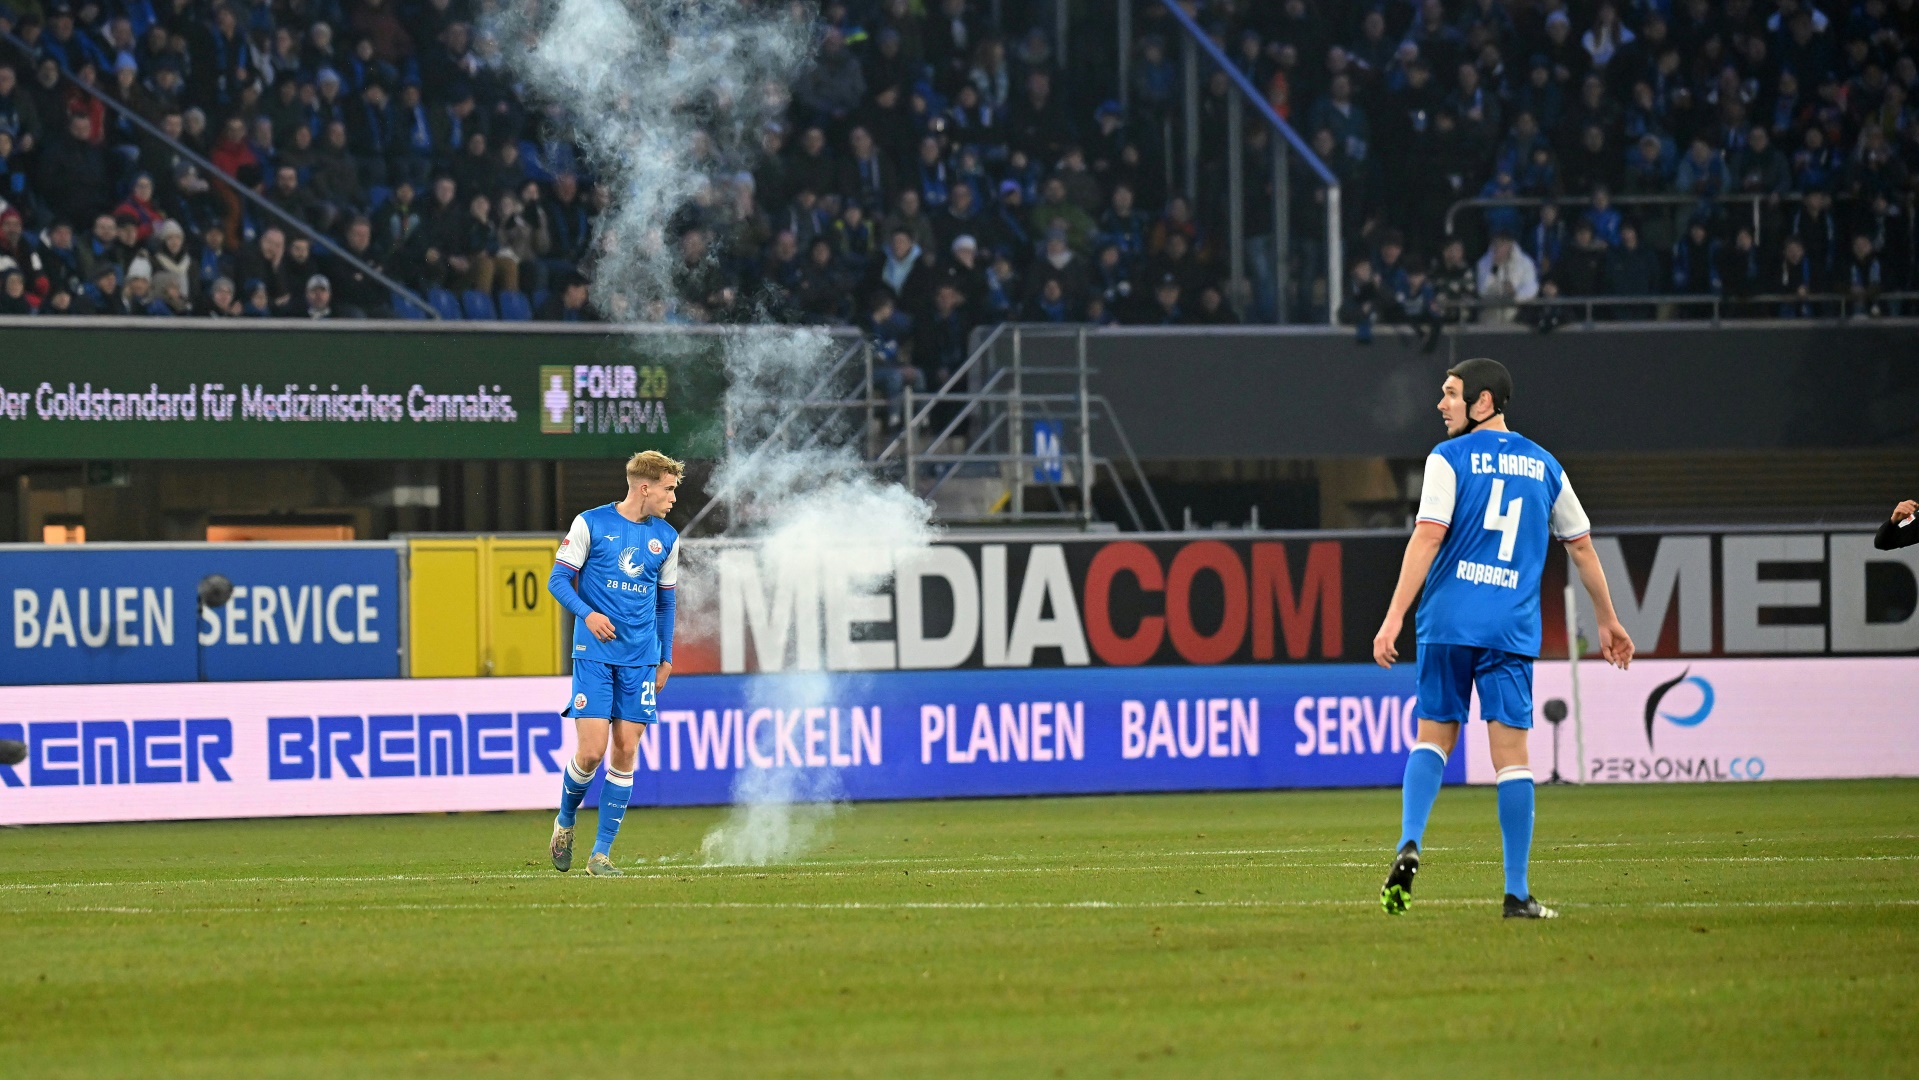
1455,560,1521,588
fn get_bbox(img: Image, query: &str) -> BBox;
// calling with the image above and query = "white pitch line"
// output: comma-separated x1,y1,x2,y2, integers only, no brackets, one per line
1,852,1914,896
18,897,1919,917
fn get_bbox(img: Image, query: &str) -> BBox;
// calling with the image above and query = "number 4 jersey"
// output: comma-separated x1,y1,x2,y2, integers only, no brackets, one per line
1414,429,1590,657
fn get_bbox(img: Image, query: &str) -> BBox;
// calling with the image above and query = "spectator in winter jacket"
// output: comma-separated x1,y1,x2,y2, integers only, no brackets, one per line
37,113,110,227
1475,232,1539,322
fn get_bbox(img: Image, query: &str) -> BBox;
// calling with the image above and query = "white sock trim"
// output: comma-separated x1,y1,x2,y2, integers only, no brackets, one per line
1411,741,1448,765
1497,767,1535,784
604,768,634,788
565,760,594,785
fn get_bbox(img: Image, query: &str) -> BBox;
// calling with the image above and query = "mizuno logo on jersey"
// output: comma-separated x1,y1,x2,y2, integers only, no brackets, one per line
1455,560,1521,588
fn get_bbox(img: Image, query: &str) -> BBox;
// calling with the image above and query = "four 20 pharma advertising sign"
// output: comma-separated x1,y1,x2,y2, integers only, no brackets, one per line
2,544,402,684
0,325,730,459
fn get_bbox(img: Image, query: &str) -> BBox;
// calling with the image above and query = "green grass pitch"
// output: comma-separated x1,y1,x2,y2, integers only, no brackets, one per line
2,780,1914,1078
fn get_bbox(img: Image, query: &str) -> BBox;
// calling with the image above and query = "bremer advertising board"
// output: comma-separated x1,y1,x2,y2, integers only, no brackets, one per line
0,666,1448,825
671,529,1919,673
2,656,1912,825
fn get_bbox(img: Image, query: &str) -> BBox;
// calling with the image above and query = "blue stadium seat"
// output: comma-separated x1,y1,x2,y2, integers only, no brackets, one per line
366,185,392,212
530,288,549,313
426,288,463,321
461,290,497,320
391,290,428,319
496,289,533,321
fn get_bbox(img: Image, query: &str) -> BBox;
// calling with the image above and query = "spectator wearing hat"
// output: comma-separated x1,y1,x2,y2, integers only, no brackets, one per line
300,273,333,318
77,260,121,314
944,233,985,306
198,275,240,317
148,270,190,315
151,220,195,300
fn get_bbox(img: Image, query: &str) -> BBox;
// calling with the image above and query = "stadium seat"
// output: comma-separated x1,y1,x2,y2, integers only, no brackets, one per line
426,288,463,321
461,290,497,320
391,290,427,319
496,290,533,321
366,185,392,213
530,289,549,313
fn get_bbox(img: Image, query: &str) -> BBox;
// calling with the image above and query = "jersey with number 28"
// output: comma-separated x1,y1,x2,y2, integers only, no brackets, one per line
553,504,680,667
1414,429,1590,657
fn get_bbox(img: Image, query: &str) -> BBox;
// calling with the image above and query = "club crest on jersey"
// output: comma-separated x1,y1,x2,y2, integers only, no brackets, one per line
618,547,644,577
648,538,664,555
573,693,587,711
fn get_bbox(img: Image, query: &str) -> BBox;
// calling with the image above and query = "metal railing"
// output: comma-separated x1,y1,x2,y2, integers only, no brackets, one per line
878,324,1169,531
1,26,437,317
1443,191,1888,250
1153,2,1344,325
1429,290,1919,328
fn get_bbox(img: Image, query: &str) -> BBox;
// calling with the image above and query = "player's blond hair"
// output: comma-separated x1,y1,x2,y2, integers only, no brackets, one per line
626,450,686,484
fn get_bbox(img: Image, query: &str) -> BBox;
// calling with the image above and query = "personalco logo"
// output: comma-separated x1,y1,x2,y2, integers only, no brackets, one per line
1643,668,1715,749
618,547,644,578
648,538,664,555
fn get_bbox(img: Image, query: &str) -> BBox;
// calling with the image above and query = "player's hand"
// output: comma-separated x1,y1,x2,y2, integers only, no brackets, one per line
1372,613,1403,668
584,612,617,642
655,662,671,693
1894,499,1917,523
1598,618,1634,670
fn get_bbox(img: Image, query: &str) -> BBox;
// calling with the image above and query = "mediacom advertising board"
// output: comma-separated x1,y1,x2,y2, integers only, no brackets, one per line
0,666,1449,826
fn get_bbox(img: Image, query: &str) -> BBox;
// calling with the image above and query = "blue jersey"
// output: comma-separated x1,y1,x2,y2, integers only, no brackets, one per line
552,504,680,666
1414,429,1590,657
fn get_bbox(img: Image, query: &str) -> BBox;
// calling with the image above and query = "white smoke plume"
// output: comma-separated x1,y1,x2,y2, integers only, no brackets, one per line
501,2,936,865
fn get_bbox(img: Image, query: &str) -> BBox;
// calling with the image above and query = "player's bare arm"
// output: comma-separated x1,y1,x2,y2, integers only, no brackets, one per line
1563,535,1634,669
1374,521,1447,667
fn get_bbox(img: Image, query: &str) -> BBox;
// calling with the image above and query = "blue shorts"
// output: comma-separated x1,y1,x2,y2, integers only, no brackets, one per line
1414,643,1534,729
564,659,658,724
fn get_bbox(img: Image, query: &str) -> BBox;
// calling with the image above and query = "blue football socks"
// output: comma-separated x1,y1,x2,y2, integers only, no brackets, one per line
593,767,634,857
556,759,593,828
1397,742,1448,851
1497,767,1536,899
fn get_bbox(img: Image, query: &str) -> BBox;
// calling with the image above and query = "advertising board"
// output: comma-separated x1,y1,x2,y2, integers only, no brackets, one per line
0,666,1453,825
2,544,402,684
675,529,1919,673
1477,657,1919,785
0,325,728,460
3,657,1911,824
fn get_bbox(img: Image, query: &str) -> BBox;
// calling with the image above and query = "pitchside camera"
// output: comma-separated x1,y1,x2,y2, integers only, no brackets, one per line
198,573,235,609
1541,698,1569,784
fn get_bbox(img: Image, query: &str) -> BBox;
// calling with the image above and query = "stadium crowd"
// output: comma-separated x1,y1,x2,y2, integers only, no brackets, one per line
0,0,1915,350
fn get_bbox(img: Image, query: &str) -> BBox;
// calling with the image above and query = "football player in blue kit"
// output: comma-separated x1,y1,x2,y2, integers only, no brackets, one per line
1372,359,1634,919
546,450,684,876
